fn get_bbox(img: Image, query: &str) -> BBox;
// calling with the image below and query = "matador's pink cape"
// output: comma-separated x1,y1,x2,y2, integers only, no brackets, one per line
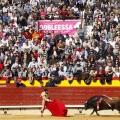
45,100,68,117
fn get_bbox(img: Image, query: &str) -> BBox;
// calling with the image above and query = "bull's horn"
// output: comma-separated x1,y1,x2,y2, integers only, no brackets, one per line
103,95,113,100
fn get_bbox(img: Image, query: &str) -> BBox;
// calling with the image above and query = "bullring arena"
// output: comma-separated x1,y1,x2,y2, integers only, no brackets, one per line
0,77,120,120
0,0,120,119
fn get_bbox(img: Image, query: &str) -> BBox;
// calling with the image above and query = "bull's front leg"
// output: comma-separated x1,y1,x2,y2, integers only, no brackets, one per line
90,108,100,116
95,109,100,116
90,108,95,115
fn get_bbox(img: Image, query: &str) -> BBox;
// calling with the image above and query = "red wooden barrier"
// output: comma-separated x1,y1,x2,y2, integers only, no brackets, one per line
0,87,120,106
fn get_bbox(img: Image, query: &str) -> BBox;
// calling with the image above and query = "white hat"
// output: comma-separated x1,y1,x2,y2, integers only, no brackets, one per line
25,27,29,30
65,52,69,55
5,51,8,54
0,44,4,47
18,34,22,38
76,61,80,64
52,68,56,71
14,6,17,10
18,28,22,32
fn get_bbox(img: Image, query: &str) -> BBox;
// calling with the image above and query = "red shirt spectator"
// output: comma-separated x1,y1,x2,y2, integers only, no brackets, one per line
60,8,69,16
76,48,82,52
38,29,44,40
0,30,4,39
40,9,47,19
33,51,38,59
63,53,72,63
97,67,106,77
0,60,3,70
23,30,32,39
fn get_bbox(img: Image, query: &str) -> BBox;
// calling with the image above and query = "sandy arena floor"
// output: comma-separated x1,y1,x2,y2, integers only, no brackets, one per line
0,114,120,120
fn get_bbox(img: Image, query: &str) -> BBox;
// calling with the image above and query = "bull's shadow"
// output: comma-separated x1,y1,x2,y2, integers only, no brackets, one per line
101,115,120,117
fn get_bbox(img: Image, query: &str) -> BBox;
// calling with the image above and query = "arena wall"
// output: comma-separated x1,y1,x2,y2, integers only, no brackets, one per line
0,85,120,106
0,84,120,115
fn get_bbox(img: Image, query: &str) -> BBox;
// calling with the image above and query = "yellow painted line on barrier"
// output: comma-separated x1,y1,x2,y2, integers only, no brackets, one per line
0,80,16,84
0,80,120,87
0,81,6,84
58,80,120,87
21,80,42,87
21,79,120,87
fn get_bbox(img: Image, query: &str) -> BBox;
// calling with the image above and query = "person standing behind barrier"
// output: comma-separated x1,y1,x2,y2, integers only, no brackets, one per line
76,0,84,11
45,76,56,87
40,88,52,117
3,68,12,83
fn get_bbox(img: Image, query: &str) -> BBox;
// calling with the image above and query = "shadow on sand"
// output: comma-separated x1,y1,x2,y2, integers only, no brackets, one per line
100,115,120,117
51,115,74,117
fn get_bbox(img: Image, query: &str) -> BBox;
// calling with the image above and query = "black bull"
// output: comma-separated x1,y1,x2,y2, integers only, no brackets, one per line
84,95,120,115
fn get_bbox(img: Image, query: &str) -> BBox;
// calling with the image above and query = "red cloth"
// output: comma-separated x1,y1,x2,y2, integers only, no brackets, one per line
45,100,68,117
38,31,44,40
60,10,69,16
33,53,38,58
97,70,106,77
63,58,72,63
76,48,82,52
23,32,32,39
17,77,22,82
0,32,4,38
0,63,3,70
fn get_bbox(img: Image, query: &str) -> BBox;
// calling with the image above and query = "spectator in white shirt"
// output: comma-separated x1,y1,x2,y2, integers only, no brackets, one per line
2,5,9,13
28,57,39,69
109,37,116,49
98,55,105,64
80,57,86,68
11,58,21,70
22,39,31,51
1,36,9,47
87,0,94,6
58,67,67,77
32,41,39,51
105,62,114,73
60,62,67,72
92,43,99,52
113,66,120,78
66,69,73,84
72,5,79,15
10,12,17,23
30,0,38,6
65,34,72,46
47,4,56,15
0,50,4,62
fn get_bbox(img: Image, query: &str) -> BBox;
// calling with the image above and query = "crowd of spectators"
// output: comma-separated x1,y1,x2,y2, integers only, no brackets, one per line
0,0,120,87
